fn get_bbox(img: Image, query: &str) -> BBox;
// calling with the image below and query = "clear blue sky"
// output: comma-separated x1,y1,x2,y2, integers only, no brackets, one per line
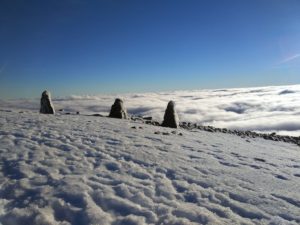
1,0,300,99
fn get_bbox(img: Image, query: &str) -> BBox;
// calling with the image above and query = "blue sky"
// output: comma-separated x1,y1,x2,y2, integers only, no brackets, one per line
0,0,300,99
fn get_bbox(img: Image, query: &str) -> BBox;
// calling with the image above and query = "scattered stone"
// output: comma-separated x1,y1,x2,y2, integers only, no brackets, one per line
177,122,300,146
76,111,80,115
161,101,179,128
152,121,160,126
40,90,55,114
221,128,227,133
132,117,145,123
65,112,71,115
92,114,104,117
0,109,12,112
171,131,177,134
131,126,137,129
58,109,64,112
123,106,299,146
109,98,128,119
162,132,170,135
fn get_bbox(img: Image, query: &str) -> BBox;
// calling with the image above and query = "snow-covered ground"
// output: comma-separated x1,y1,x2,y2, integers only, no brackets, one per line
1,84,300,136
0,110,299,225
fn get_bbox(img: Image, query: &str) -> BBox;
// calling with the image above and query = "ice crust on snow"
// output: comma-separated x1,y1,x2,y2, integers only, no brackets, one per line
0,110,300,225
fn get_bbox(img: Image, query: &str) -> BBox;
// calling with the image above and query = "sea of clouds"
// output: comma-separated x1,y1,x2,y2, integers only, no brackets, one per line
1,84,300,136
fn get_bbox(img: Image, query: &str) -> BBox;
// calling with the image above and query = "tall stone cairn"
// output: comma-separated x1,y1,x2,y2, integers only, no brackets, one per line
161,100,179,128
109,98,128,119
40,90,55,114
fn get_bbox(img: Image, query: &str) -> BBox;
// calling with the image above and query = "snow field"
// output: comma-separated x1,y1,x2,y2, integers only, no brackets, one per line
0,111,300,225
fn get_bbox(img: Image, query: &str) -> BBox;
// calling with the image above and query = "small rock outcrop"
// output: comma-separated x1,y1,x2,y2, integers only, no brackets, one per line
109,98,128,119
40,90,55,114
161,101,179,128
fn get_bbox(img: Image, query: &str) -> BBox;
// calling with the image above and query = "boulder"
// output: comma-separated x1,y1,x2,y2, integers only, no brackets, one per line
40,90,55,114
109,98,128,119
161,101,179,128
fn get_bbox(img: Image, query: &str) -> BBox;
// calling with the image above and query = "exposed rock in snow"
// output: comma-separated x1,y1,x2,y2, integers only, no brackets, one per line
109,98,128,119
40,91,55,114
161,101,179,128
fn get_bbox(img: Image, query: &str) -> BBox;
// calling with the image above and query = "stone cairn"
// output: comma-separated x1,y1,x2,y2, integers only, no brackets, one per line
161,101,179,128
109,98,128,119
40,90,55,114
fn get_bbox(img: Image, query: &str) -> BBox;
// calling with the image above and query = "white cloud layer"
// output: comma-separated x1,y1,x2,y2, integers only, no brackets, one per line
1,85,300,136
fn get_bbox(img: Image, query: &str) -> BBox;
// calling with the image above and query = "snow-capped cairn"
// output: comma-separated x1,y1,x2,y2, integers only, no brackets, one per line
40,90,55,114
161,100,179,128
109,98,128,119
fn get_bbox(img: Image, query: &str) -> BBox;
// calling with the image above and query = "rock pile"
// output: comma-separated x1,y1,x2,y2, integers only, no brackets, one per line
161,101,179,128
129,116,300,146
179,122,300,146
40,90,55,114
109,98,128,119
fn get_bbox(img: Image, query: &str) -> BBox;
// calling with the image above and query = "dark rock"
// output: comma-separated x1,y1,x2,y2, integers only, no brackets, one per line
161,101,179,128
152,121,160,126
92,114,104,117
206,127,214,132
221,128,228,133
154,131,161,135
109,98,128,119
131,117,145,123
40,90,55,114
143,116,152,121
76,111,80,115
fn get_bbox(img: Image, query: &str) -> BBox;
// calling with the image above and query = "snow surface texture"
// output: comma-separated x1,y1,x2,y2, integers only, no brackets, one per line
0,111,300,225
1,85,300,136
